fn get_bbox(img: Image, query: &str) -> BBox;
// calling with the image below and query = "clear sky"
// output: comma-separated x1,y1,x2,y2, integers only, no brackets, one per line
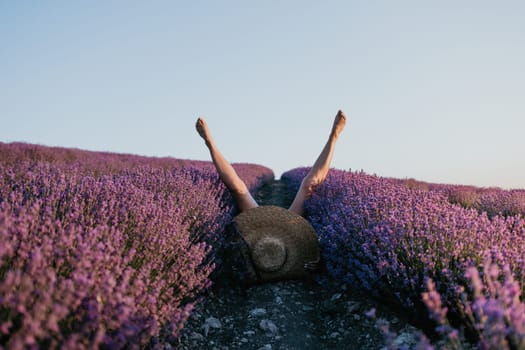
1,1,524,189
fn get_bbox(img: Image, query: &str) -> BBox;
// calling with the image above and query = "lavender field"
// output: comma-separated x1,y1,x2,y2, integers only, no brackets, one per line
2,142,525,350
0,142,273,349
283,168,525,349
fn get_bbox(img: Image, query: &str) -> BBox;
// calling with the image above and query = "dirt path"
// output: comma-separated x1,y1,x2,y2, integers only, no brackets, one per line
173,180,420,350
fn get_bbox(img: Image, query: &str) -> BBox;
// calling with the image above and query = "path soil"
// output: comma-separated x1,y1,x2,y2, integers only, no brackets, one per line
173,180,421,350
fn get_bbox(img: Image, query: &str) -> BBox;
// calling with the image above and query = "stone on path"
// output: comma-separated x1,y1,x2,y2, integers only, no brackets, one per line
257,345,272,350
259,319,279,336
392,327,419,348
249,308,267,317
203,316,222,336
189,332,204,341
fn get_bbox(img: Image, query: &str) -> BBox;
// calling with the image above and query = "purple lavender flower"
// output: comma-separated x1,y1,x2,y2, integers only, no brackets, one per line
0,142,273,348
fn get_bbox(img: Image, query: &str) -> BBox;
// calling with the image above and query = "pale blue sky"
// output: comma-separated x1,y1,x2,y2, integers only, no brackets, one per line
1,1,524,189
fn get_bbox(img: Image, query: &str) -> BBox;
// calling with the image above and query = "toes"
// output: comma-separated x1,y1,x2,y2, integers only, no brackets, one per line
195,118,206,133
196,118,213,144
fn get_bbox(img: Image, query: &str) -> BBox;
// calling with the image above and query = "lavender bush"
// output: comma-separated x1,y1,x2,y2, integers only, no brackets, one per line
0,142,273,349
283,167,525,349
422,261,525,349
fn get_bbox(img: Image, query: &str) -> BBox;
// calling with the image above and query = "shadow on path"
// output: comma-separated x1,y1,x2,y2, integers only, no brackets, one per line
253,179,296,208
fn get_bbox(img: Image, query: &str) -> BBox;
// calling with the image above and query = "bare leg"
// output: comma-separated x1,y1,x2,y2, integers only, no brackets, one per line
289,110,347,216
196,117,258,212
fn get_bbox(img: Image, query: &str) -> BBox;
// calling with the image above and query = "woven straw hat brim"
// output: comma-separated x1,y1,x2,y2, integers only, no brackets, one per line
233,205,320,282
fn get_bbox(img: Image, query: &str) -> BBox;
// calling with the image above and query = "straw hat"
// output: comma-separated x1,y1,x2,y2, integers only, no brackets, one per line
233,205,320,283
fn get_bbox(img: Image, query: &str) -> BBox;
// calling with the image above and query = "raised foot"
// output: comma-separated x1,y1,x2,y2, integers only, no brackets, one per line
195,117,213,144
331,110,347,139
